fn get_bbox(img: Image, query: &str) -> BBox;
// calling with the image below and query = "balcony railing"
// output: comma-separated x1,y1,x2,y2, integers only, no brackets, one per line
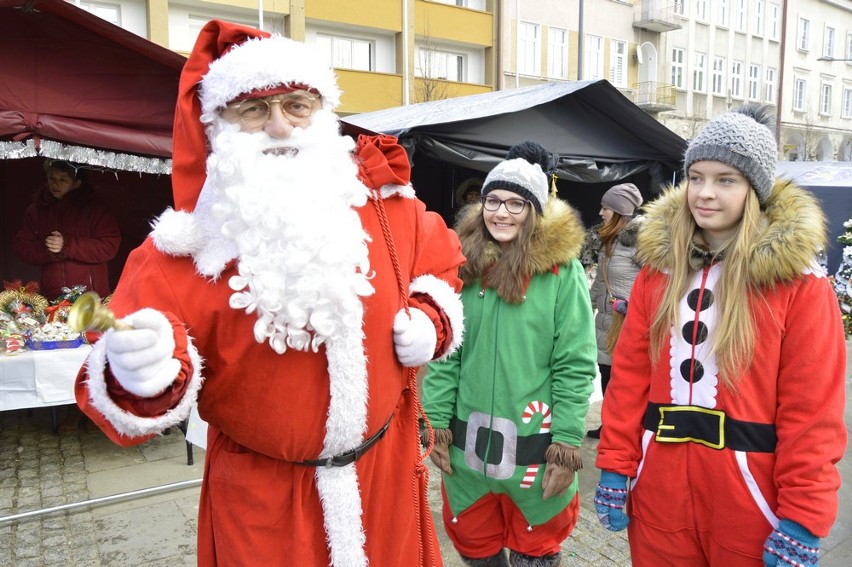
633,1,682,33
632,81,677,113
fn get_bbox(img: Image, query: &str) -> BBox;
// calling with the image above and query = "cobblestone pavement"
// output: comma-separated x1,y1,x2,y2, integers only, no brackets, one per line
1,342,850,567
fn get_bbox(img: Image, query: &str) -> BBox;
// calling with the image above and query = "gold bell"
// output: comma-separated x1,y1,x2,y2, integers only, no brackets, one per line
68,292,132,332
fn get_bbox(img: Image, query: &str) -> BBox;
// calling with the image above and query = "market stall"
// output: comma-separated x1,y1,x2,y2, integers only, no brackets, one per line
0,0,184,424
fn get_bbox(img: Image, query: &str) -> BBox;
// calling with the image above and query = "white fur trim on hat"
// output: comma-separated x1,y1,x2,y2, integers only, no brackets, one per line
409,274,464,360
200,35,342,114
151,208,205,257
84,334,204,438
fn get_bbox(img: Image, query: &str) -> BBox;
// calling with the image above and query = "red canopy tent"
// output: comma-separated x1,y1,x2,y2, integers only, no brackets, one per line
0,0,186,290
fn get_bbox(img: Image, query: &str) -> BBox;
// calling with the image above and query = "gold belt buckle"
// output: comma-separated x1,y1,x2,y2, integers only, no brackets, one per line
655,405,725,450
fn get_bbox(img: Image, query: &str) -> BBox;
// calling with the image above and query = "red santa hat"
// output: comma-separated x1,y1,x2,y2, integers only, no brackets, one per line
171,20,342,212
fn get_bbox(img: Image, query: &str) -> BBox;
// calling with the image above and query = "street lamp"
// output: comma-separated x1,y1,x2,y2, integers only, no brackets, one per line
817,56,852,61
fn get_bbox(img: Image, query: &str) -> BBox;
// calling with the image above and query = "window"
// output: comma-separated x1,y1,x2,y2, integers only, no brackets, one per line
748,64,761,100
674,0,686,16
717,0,729,27
432,0,467,5
798,18,810,52
768,3,780,41
765,67,777,104
609,40,627,87
585,35,604,80
712,56,726,95
847,32,852,61
695,0,708,21
824,26,836,59
731,60,744,98
842,87,852,118
820,83,832,115
734,0,747,32
317,35,373,71
753,1,764,37
519,22,540,76
793,78,807,111
671,48,685,89
548,27,568,79
415,48,464,81
693,52,707,93
77,1,120,25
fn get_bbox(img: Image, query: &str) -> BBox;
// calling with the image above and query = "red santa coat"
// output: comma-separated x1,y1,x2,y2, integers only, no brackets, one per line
76,189,464,566
596,181,847,559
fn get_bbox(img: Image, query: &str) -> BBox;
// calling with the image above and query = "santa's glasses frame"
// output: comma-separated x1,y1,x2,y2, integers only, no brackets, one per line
224,94,319,128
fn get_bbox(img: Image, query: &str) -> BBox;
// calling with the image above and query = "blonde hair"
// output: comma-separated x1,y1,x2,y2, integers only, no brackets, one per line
649,189,762,388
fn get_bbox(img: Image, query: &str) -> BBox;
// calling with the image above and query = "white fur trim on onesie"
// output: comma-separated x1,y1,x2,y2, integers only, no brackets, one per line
409,273,464,360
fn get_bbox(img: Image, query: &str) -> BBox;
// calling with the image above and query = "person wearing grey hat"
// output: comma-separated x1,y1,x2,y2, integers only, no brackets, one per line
586,182,644,439
592,104,846,567
424,141,597,567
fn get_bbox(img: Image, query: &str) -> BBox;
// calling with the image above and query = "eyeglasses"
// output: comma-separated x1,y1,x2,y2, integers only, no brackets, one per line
481,195,530,214
224,94,319,128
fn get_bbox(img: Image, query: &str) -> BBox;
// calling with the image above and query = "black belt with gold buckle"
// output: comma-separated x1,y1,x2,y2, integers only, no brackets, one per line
297,413,393,467
644,402,776,453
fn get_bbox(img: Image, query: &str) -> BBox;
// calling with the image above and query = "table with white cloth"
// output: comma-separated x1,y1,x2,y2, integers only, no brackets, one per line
0,345,91,428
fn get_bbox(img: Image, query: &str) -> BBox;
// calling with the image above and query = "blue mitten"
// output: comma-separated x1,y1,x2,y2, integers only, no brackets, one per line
763,519,819,566
594,471,629,531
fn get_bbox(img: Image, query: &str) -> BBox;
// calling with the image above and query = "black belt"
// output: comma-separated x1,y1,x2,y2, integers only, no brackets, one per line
297,413,393,467
450,416,551,466
645,402,776,453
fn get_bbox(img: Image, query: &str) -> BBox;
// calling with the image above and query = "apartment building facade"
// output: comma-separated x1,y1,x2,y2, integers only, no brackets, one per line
498,0,851,161
68,0,498,115
70,0,851,160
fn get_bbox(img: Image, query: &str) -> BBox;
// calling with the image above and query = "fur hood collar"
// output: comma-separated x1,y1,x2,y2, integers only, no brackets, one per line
456,197,586,280
639,179,826,286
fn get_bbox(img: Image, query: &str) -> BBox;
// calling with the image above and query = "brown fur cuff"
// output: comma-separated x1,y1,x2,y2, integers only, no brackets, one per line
545,442,582,472
433,428,453,446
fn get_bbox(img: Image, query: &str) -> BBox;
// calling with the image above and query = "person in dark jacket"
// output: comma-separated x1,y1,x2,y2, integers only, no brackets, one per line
13,160,121,435
13,160,121,301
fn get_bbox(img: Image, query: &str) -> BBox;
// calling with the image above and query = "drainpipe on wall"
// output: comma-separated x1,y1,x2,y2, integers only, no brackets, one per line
578,0,584,80
776,0,787,148
403,0,410,105
515,0,520,88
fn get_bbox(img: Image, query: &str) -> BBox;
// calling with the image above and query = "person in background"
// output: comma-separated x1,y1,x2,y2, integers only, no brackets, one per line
453,177,485,224
594,104,847,565
13,160,120,301
586,183,643,439
423,141,597,567
13,159,121,435
74,21,464,567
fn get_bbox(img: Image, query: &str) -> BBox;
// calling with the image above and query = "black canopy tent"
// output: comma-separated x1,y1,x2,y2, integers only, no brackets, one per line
776,161,852,275
342,80,687,226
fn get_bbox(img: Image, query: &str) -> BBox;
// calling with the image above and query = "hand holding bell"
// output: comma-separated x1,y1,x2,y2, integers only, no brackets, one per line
68,292,132,332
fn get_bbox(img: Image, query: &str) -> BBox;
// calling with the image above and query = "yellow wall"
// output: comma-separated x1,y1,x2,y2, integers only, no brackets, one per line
414,1,492,46
336,70,404,114
307,0,402,31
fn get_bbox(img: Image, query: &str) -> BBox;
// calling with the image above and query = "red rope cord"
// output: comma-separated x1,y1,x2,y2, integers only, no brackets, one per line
370,191,437,566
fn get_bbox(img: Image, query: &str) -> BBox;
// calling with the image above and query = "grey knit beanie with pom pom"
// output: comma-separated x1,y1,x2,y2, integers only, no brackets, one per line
683,104,777,205
482,140,551,213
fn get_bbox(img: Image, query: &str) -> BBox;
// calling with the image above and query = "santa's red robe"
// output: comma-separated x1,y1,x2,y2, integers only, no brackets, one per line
76,175,464,566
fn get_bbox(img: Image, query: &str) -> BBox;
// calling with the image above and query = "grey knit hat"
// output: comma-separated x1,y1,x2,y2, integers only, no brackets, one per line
684,104,777,204
601,183,643,217
482,141,551,214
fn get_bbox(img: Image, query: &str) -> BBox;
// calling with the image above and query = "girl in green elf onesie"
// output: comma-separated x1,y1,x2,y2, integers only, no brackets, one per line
422,141,597,567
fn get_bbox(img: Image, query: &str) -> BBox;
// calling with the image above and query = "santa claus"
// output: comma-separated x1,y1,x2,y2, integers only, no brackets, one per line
75,20,464,567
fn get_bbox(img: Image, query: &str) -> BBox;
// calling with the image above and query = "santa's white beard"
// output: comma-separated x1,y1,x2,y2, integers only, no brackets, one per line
198,110,374,354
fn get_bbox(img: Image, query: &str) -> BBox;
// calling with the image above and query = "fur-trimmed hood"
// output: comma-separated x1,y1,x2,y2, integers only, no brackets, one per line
639,179,827,286
456,197,586,281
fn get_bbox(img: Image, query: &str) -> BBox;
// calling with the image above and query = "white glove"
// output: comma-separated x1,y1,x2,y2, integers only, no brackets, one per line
103,309,182,398
393,308,437,367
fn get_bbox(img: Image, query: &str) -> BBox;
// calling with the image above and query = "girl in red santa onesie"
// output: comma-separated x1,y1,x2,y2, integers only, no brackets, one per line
594,104,846,566
74,21,465,567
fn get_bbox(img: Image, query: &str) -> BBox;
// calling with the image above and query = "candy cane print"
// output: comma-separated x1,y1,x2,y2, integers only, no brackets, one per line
520,401,551,488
